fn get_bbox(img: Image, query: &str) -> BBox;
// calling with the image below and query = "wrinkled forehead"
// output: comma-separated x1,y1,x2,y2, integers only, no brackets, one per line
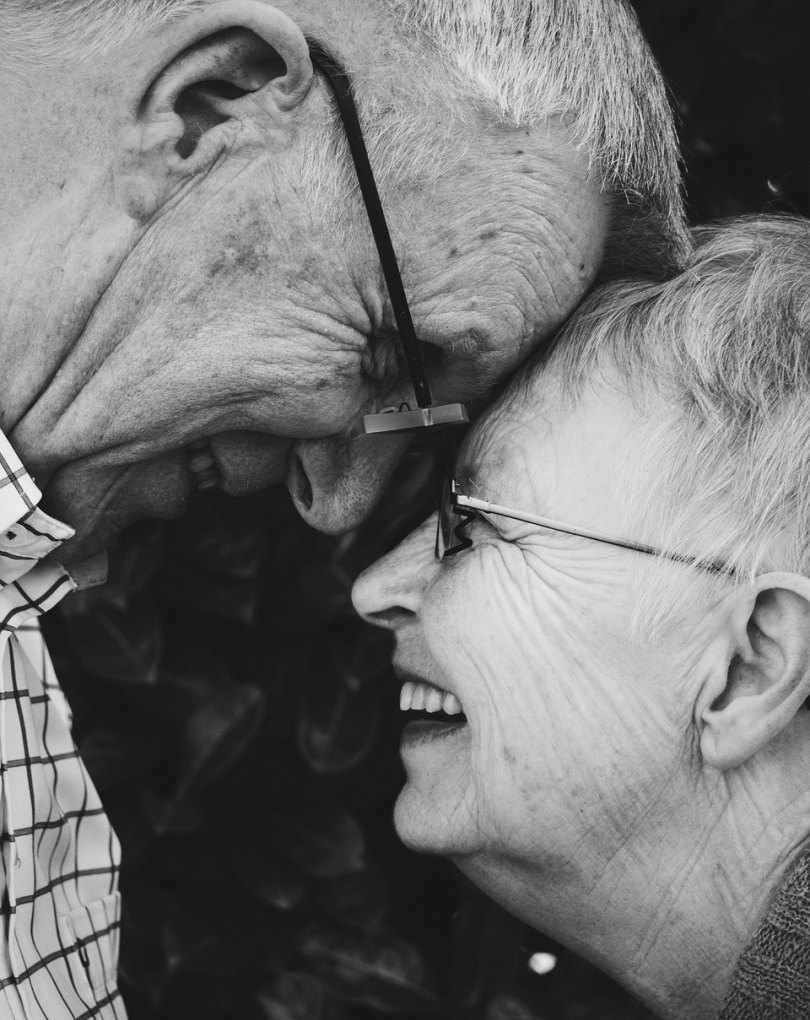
456,362,654,528
457,368,562,497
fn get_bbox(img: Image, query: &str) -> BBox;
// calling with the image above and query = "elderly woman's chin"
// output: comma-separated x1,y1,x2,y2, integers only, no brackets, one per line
393,711,475,857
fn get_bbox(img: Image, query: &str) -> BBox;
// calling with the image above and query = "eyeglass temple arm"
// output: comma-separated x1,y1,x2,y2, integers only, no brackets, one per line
307,41,433,410
457,493,734,577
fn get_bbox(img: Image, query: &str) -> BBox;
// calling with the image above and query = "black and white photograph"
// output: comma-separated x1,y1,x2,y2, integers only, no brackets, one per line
1,2,809,1018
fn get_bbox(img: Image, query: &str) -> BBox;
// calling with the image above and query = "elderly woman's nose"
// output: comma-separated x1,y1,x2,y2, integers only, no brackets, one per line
352,516,438,627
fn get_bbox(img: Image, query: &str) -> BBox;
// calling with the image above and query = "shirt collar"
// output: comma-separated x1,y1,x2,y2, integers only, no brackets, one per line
0,429,107,591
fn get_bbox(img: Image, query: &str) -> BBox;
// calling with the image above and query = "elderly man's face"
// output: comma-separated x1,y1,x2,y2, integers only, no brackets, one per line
0,2,610,561
352,370,706,915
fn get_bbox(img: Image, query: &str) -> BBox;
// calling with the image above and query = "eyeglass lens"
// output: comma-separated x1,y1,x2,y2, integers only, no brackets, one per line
436,477,474,560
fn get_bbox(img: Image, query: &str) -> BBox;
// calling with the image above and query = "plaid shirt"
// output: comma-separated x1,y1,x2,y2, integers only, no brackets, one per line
0,432,124,1020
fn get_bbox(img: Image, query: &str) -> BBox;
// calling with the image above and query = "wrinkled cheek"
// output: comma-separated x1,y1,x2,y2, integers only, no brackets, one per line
424,556,524,668
460,700,598,865
424,560,621,855
470,721,598,869
305,358,370,432
252,354,368,439
472,727,531,838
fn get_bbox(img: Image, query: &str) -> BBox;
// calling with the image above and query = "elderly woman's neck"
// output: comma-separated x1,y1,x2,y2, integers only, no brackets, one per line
618,747,810,1018
459,723,810,1019
633,768,810,1016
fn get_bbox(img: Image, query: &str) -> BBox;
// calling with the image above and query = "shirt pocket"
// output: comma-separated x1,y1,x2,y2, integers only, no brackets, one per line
59,892,121,999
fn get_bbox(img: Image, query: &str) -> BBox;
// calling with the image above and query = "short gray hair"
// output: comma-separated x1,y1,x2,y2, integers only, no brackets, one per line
4,0,688,278
393,0,688,278
546,214,810,630
0,1,204,65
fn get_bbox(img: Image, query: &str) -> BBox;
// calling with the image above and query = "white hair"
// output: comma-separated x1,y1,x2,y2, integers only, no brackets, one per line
0,1,204,66
545,215,810,634
2,0,688,277
392,0,688,276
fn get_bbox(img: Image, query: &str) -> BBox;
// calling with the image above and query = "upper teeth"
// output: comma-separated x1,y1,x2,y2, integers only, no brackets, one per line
400,680,463,716
189,438,220,491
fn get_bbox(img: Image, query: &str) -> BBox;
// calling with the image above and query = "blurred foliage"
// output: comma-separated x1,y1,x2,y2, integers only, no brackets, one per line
42,3,810,1019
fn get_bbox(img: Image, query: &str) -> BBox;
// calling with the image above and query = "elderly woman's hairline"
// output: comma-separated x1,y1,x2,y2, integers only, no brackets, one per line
537,214,810,637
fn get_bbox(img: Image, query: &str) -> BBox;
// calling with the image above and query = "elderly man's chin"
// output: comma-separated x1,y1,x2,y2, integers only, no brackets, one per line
40,453,197,564
39,432,298,564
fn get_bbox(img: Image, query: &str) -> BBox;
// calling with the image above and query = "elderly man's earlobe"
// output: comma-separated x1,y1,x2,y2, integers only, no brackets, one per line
697,574,810,770
115,0,313,221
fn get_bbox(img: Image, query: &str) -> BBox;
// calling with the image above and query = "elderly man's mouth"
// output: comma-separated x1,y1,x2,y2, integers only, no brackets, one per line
400,678,468,743
188,438,221,490
188,433,293,497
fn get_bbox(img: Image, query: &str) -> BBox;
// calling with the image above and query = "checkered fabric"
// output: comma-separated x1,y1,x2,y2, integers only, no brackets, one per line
0,431,124,1019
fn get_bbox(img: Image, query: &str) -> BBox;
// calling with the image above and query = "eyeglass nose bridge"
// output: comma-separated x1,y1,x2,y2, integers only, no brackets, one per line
362,403,470,436
307,41,470,439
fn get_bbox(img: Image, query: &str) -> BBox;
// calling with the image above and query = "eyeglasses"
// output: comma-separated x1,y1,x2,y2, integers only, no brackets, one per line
308,42,469,437
436,476,734,576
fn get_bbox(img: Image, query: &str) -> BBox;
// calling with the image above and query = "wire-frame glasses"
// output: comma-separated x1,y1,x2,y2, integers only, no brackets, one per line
436,476,734,576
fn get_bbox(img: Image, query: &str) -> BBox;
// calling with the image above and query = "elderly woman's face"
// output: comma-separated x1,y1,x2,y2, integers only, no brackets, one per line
353,372,699,898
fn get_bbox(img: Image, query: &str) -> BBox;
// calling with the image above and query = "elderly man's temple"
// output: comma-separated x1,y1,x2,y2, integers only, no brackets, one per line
355,215,810,1020
1,0,774,1018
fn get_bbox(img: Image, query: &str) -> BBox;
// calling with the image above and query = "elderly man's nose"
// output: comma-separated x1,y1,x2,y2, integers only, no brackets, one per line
288,435,411,534
352,517,438,628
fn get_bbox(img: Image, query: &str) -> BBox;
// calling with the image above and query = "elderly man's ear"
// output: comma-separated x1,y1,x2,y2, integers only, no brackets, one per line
697,574,810,770
116,0,313,221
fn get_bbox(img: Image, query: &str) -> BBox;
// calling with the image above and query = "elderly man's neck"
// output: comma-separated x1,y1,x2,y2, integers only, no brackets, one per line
458,718,810,1019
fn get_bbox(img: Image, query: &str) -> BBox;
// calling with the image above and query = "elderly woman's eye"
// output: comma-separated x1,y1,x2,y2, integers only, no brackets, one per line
469,510,496,534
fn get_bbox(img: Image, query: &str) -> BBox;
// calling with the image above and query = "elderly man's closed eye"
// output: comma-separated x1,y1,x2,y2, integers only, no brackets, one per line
354,215,810,1020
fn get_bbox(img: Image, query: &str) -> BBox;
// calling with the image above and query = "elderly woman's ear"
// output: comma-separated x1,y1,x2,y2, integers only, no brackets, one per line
696,574,810,770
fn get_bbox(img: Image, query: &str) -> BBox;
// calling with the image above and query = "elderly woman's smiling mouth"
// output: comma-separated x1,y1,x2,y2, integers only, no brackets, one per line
397,669,468,745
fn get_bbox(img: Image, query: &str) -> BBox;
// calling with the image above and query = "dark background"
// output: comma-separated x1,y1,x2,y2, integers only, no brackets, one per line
43,3,810,1018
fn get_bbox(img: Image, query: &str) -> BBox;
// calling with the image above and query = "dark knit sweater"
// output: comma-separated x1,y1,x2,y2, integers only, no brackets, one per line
718,845,810,1019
